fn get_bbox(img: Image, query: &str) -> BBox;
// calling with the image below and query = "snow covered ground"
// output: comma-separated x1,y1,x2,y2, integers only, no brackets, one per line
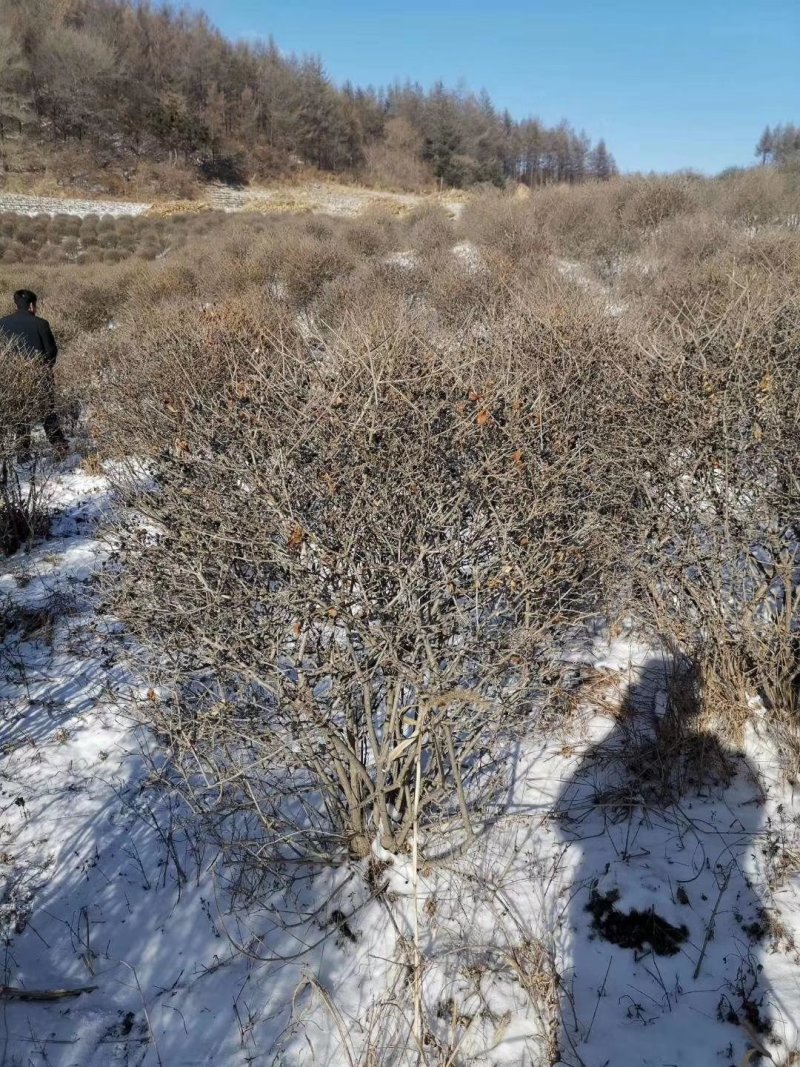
2,462,800,1066
0,185,464,223
0,194,152,219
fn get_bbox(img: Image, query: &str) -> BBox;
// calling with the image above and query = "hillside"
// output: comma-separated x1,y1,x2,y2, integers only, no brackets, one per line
0,0,615,200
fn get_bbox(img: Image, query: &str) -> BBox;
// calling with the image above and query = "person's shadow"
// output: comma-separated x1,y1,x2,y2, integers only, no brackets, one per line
556,653,778,1067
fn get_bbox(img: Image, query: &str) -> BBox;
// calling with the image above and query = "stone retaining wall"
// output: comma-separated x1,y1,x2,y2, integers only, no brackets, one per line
0,193,152,218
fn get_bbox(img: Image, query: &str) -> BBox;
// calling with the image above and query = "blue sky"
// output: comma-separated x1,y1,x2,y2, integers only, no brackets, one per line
185,0,798,174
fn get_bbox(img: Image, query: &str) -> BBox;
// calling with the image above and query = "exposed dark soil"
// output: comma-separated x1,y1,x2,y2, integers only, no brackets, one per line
587,887,689,956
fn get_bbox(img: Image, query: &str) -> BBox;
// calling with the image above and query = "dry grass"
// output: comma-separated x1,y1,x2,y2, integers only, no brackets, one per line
143,201,206,218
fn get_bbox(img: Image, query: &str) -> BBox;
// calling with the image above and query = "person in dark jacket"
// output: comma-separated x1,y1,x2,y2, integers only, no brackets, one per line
0,289,68,456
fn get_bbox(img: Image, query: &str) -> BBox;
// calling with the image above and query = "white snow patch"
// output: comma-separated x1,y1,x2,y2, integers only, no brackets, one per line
452,240,484,272
556,257,627,317
385,249,417,270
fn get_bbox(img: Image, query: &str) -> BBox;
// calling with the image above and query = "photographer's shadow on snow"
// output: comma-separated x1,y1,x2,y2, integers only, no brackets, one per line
556,653,779,1067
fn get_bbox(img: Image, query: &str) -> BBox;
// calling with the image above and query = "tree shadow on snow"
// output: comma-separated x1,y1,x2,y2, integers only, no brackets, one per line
556,654,778,1067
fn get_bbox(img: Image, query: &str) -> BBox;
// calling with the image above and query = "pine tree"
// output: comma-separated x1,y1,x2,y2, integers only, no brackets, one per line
755,126,773,165
589,139,616,181
421,83,464,186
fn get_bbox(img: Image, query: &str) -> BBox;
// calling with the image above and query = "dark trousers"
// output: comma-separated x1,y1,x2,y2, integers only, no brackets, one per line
16,385,67,453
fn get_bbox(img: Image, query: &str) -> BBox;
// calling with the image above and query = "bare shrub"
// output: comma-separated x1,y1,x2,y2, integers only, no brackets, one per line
50,267,135,336
92,275,614,871
38,242,63,265
131,160,199,200
462,184,800,773
122,258,201,312
404,204,454,256
519,181,632,271
651,210,734,267
608,265,800,765
2,242,26,263
314,258,415,337
78,296,302,454
114,219,136,240
460,189,552,262
0,346,52,554
14,221,37,247
136,240,161,262
710,165,800,225
0,348,52,443
621,221,800,334
343,212,398,257
409,248,514,335
61,217,82,238
278,232,357,308
80,215,99,233
620,177,695,231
